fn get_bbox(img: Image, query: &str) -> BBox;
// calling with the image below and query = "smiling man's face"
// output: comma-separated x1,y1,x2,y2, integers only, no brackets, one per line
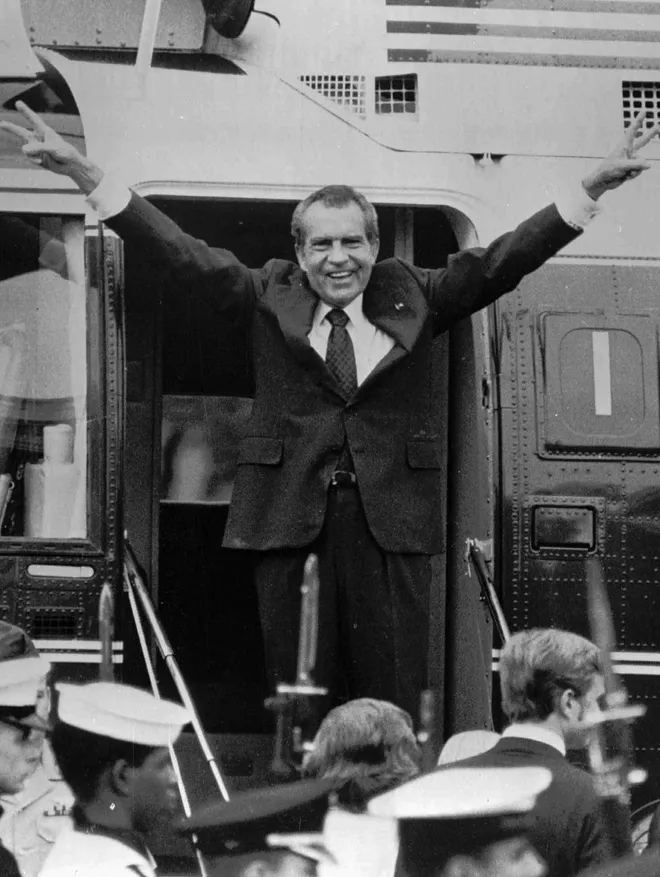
295,201,379,308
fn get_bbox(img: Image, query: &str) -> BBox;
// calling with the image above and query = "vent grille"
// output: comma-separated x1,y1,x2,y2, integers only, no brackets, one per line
622,81,660,129
299,75,366,117
30,609,82,640
375,74,418,116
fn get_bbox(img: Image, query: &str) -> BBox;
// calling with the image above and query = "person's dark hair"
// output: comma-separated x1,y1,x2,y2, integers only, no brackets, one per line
50,722,156,803
303,698,420,803
500,628,602,723
291,185,379,248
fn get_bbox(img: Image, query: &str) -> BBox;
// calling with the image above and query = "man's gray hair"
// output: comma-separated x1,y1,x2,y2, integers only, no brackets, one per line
291,185,379,248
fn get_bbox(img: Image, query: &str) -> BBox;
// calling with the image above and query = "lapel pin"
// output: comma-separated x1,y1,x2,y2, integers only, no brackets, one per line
395,302,404,311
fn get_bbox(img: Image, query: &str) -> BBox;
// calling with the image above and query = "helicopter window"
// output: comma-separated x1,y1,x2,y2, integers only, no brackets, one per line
0,213,88,540
0,101,84,171
375,74,418,116
0,78,77,116
0,59,84,169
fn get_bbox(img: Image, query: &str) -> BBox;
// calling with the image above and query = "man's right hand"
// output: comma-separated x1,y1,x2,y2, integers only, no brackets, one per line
0,101,105,195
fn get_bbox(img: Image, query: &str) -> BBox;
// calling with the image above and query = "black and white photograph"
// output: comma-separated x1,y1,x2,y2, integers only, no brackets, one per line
1,0,660,875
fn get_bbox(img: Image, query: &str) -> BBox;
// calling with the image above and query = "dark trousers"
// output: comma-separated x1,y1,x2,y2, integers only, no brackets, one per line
254,484,432,722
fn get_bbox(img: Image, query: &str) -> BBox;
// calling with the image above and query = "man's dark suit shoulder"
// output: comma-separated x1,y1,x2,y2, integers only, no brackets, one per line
439,737,611,877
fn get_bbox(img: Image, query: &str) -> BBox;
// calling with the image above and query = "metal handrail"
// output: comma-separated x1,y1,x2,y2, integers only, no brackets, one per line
122,538,231,803
124,571,209,877
465,538,511,644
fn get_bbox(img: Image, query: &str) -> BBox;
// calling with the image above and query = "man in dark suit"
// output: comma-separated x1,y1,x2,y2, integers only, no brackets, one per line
3,105,657,721
369,763,552,877
442,628,625,877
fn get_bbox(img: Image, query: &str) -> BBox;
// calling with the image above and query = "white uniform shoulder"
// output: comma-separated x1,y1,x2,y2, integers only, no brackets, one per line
40,829,156,877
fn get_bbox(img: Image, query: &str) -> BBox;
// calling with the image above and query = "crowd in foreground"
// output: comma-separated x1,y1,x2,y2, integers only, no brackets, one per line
0,623,659,877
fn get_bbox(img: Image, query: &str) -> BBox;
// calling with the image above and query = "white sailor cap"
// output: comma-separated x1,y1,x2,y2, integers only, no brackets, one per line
0,656,51,708
55,682,191,747
369,766,552,870
369,765,551,821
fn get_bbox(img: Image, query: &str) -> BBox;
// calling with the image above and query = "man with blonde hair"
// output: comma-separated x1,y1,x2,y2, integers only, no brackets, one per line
304,698,421,806
499,628,602,729
440,628,618,877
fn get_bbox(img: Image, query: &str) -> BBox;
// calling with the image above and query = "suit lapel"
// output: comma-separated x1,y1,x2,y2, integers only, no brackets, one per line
272,268,348,398
358,261,428,391
362,263,427,353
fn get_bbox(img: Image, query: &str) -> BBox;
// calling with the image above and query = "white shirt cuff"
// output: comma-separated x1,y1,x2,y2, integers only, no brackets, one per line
555,185,601,231
85,173,131,221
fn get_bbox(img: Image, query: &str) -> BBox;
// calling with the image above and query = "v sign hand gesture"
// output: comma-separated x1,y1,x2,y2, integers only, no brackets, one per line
0,101,104,194
582,112,660,201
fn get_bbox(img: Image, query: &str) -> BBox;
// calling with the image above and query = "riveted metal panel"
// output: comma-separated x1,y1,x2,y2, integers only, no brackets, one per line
21,0,205,51
495,260,660,809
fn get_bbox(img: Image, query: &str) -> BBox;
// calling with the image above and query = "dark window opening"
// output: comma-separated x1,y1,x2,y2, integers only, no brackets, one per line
57,49,245,75
376,74,418,115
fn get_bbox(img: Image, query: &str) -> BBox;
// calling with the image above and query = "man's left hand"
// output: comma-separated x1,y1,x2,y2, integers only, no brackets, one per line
582,112,659,201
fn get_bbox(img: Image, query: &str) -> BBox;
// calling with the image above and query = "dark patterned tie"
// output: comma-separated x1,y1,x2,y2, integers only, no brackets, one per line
325,308,357,397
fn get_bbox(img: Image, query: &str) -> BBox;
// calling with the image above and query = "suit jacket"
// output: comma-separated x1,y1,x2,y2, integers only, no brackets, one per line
444,737,613,877
109,195,579,553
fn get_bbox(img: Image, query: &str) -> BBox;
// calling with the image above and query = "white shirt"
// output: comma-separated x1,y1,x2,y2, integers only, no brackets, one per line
40,828,156,877
502,723,567,756
308,297,395,386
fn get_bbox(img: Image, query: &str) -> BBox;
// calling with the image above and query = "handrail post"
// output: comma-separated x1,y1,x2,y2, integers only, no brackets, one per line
466,538,511,644
123,538,230,802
